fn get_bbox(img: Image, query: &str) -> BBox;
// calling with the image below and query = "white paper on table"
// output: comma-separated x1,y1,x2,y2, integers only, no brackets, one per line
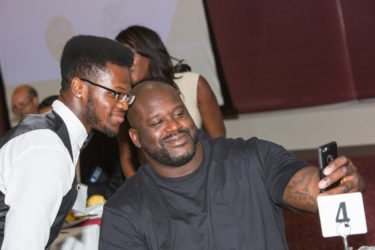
72,184,88,214
49,225,100,250
73,204,103,218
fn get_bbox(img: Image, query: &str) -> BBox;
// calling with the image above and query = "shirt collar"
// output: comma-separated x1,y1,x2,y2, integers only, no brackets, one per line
52,100,88,152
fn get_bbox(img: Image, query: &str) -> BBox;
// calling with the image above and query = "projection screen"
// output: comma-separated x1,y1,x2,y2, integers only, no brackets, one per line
0,0,223,125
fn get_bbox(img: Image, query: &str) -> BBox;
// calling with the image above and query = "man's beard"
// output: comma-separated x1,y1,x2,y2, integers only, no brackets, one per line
85,94,117,137
140,129,198,167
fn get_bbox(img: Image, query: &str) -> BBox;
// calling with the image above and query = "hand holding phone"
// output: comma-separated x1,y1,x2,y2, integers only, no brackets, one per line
318,141,340,192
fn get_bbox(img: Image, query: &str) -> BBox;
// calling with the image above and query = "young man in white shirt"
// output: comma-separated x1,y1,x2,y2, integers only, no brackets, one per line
0,35,134,249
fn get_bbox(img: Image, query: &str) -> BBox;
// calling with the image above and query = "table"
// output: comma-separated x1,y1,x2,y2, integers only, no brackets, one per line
48,218,101,250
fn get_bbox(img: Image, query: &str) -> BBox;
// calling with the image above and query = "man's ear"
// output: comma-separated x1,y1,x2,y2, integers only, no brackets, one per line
32,96,39,107
129,128,141,148
71,77,84,98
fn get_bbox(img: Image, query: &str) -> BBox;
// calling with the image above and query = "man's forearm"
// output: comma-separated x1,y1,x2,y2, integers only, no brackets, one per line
283,166,321,213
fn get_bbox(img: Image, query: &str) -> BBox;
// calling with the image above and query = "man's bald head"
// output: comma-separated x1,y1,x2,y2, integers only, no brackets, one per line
127,80,180,129
126,79,199,169
11,85,39,118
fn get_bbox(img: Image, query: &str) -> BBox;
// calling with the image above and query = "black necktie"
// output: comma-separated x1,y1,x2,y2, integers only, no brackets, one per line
80,132,93,152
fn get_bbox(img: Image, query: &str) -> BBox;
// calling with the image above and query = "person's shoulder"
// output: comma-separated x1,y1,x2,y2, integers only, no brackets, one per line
220,137,295,165
3,126,62,148
0,114,69,153
204,134,259,147
203,136,287,169
7,112,64,135
201,133,261,154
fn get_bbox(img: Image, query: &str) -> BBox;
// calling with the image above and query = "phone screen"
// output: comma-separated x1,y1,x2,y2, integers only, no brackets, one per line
318,141,339,192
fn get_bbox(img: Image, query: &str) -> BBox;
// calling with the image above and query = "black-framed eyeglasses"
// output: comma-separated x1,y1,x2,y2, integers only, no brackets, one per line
80,78,135,105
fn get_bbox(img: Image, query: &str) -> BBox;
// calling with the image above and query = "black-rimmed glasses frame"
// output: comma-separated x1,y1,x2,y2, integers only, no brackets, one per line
80,78,135,105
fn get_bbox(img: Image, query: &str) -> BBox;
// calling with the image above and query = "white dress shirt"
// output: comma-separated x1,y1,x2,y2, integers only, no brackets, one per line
0,100,87,249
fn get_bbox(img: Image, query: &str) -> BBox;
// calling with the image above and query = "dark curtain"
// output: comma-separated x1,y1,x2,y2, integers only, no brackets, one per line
0,66,10,135
204,0,375,113
341,0,375,99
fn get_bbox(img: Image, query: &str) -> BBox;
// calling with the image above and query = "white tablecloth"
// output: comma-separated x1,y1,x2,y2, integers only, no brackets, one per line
48,224,100,250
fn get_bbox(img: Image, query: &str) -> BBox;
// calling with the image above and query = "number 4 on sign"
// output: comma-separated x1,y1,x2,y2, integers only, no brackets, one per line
317,192,367,238
336,202,350,225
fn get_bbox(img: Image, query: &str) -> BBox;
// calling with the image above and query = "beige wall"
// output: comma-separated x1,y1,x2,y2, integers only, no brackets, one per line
224,100,375,151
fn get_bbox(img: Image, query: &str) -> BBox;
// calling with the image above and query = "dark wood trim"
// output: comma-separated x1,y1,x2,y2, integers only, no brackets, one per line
0,66,10,134
202,0,238,117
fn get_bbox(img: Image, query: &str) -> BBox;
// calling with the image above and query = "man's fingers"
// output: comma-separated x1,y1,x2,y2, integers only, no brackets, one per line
319,157,365,195
319,164,351,189
323,156,350,175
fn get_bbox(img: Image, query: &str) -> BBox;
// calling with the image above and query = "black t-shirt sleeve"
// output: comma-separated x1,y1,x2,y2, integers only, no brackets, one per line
99,204,147,250
252,138,310,207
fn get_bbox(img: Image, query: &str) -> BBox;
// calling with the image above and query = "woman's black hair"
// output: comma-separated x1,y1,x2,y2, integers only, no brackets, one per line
115,25,191,83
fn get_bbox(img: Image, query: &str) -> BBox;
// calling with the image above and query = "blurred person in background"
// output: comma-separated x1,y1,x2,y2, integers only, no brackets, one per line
11,84,39,121
38,95,59,114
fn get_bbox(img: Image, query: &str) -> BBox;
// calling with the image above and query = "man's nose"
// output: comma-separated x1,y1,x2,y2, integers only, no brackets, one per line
166,117,182,132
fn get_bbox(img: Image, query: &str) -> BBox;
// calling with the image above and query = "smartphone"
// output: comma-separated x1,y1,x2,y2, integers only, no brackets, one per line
318,141,339,192
89,166,102,183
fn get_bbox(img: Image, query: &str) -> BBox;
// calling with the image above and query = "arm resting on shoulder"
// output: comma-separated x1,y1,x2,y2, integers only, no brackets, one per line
283,156,365,213
197,76,226,138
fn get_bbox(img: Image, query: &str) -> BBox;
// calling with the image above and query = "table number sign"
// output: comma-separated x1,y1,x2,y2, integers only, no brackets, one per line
72,183,88,214
317,192,367,238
